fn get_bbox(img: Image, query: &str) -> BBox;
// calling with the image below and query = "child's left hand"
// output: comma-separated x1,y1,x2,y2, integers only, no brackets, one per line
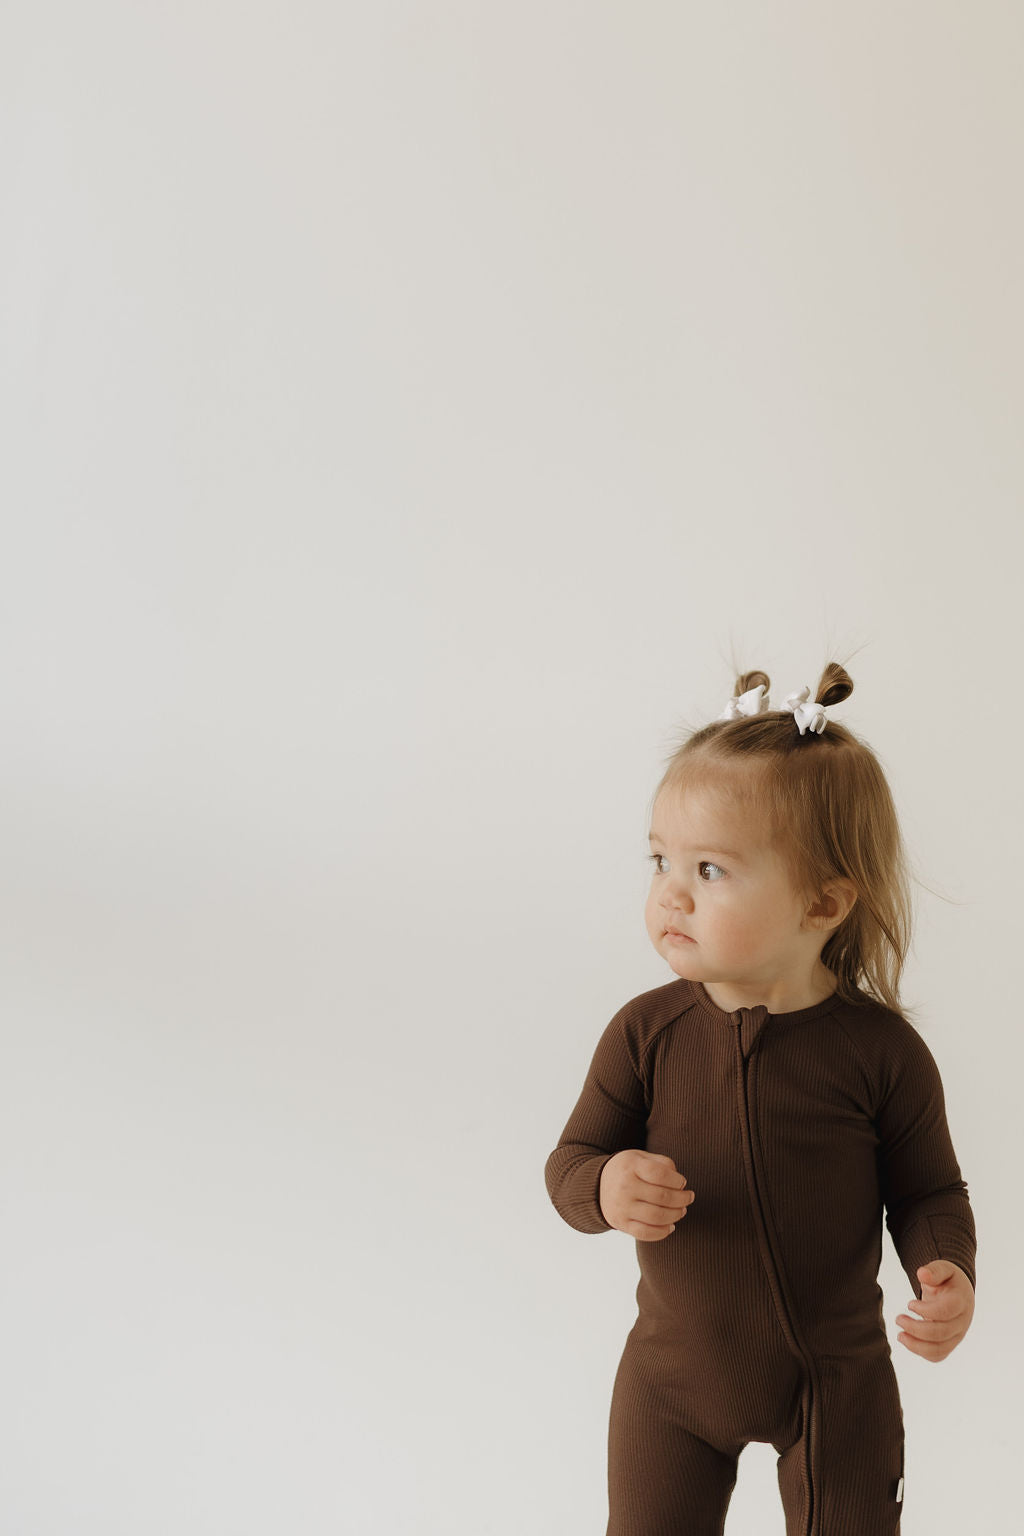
894,1260,975,1362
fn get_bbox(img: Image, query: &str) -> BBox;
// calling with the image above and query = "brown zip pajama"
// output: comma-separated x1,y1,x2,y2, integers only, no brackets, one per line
544,978,976,1535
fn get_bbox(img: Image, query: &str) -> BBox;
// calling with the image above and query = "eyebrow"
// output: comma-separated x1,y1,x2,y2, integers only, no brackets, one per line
647,831,744,861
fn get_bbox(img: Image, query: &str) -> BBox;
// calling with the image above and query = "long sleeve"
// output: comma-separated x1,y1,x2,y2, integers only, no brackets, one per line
874,1022,977,1298
544,1004,650,1234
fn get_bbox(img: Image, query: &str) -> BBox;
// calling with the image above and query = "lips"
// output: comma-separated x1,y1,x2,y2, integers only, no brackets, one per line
665,928,695,941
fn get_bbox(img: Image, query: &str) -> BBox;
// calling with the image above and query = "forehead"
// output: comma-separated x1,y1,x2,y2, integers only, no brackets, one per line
649,783,764,852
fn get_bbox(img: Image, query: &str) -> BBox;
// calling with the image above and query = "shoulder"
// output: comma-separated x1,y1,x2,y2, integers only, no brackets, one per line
605,976,703,1057
828,990,944,1097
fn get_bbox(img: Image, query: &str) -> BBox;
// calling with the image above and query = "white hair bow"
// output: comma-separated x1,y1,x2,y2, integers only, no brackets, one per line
718,683,770,720
781,685,828,735
718,682,829,735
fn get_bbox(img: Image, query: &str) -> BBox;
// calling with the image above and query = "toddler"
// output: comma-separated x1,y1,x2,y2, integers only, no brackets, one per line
544,663,977,1536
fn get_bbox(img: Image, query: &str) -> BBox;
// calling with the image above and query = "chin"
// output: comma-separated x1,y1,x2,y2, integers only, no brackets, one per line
663,948,700,978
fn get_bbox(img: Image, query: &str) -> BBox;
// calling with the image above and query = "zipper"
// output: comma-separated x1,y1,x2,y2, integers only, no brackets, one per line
733,1013,821,1536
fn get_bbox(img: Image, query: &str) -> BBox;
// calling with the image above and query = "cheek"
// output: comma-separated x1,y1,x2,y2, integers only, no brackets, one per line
716,904,779,948
707,902,760,947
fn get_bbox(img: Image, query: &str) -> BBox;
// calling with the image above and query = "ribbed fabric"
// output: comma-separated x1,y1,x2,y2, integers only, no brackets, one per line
544,977,976,1536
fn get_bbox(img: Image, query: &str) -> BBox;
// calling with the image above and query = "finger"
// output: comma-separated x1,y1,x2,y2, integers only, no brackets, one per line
634,1182,694,1209
895,1314,958,1342
896,1332,949,1362
637,1163,687,1189
633,1197,690,1224
908,1298,957,1322
630,1218,678,1242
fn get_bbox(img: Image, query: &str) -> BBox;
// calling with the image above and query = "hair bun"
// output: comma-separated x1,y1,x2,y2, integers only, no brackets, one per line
733,669,770,697
816,661,853,709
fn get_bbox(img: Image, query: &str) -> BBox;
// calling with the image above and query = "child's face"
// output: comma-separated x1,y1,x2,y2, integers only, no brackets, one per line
645,784,819,988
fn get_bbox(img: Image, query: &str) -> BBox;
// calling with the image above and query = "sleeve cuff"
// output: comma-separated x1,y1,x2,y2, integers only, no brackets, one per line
896,1214,977,1296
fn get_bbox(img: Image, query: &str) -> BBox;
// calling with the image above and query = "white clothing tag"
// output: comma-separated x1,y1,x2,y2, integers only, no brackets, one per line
896,1476,904,1503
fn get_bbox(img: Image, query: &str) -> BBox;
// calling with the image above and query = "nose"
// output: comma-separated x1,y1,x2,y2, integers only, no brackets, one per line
662,879,695,914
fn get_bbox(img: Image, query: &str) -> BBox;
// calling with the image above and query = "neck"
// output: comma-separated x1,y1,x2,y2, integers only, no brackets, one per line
699,963,838,1016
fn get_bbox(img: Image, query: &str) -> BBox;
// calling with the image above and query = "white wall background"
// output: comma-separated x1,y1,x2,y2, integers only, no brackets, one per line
1,4,1019,1532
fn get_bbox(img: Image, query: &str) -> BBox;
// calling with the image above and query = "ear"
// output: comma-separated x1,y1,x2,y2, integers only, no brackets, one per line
804,878,858,933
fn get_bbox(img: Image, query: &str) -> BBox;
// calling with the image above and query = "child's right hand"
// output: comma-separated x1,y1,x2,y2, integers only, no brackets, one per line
598,1150,694,1239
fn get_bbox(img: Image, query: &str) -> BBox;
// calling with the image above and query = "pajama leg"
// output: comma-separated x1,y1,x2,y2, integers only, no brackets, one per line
606,1342,741,1536
774,1354,905,1536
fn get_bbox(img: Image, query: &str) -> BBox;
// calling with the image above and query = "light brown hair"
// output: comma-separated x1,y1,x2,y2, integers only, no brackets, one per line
650,660,916,1019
